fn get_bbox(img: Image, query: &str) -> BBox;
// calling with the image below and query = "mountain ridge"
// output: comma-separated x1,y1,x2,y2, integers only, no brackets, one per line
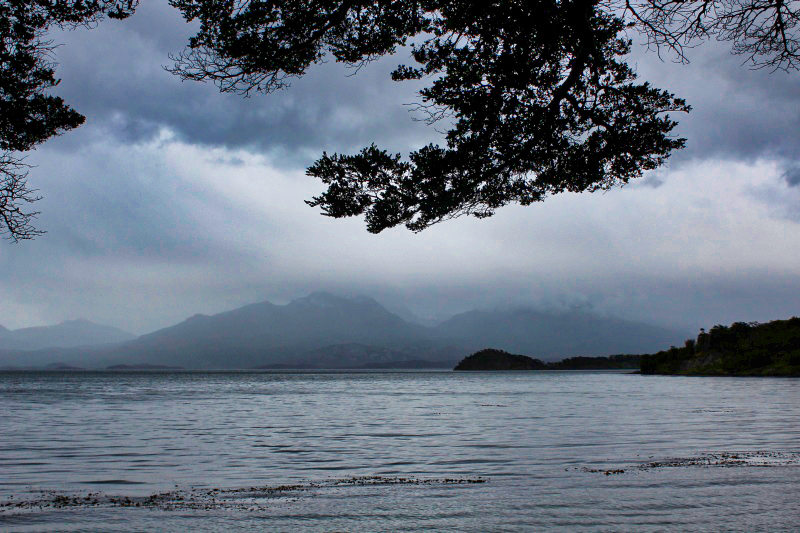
0,319,136,352
0,293,689,369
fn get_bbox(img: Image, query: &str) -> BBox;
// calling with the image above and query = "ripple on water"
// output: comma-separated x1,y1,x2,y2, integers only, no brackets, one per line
1,370,799,531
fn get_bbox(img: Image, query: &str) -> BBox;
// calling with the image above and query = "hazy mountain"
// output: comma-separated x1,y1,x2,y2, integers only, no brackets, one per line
0,319,136,351
99,295,685,368
96,292,436,369
378,302,438,326
0,346,106,369
0,293,689,369
434,308,686,359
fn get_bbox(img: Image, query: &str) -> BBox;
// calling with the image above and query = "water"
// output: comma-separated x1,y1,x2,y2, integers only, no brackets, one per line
1,370,798,531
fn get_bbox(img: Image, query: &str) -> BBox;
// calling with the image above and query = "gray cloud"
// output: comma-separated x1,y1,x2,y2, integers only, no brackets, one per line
747,168,800,222
48,1,439,167
637,171,666,188
46,6,800,171
782,163,800,187
36,2,799,188
628,39,800,166
3,136,797,336
1,3,799,340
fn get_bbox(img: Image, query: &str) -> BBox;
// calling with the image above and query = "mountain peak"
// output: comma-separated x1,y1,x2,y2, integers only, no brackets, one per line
291,292,380,309
59,318,92,326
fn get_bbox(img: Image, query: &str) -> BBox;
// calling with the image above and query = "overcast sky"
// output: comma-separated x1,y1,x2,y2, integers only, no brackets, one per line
1,1,798,335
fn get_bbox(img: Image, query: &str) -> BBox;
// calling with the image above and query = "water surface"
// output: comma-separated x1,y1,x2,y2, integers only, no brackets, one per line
1,370,798,531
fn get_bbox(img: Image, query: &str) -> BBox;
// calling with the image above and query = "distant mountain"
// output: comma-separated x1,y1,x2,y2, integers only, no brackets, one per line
96,292,438,369
0,346,104,369
0,319,136,351
434,308,686,360
378,302,438,326
98,296,685,368
0,293,689,369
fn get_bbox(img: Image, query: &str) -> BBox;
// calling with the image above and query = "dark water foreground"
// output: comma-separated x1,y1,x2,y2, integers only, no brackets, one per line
1,370,798,531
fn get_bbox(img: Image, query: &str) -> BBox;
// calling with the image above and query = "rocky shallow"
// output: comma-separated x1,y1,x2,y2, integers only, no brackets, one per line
0,476,488,514
579,450,800,476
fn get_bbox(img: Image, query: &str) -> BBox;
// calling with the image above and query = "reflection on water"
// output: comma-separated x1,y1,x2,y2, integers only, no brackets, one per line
1,370,798,531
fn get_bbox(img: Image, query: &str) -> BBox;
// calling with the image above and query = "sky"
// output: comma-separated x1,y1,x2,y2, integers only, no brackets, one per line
1,1,799,335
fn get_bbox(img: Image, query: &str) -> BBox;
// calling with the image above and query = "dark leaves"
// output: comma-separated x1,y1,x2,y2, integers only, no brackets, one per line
0,0,138,240
171,1,692,232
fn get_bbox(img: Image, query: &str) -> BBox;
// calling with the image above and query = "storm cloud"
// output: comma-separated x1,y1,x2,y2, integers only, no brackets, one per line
0,1,798,337
49,2,439,164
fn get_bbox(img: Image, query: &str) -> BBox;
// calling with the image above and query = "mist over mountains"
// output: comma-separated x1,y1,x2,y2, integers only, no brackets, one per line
0,292,688,369
0,319,135,352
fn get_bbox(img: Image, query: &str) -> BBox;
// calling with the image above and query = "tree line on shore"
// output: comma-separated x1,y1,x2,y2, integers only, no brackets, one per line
640,317,800,376
456,316,800,376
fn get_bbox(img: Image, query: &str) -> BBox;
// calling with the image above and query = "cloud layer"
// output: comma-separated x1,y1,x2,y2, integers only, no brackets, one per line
0,2,798,337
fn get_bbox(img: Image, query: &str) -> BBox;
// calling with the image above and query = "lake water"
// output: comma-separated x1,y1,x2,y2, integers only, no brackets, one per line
1,370,798,531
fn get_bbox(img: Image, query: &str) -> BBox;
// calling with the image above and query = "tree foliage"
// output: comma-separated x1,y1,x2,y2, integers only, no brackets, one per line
170,0,691,232
625,0,800,70
0,0,136,241
640,317,800,375
2,0,799,239
168,0,800,233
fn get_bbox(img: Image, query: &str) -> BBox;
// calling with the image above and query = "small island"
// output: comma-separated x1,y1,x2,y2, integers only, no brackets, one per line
640,317,800,376
454,349,547,370
454,349,643,371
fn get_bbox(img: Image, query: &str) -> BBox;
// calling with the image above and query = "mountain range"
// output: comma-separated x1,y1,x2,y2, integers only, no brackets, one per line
0,319,135,352
0,292,688,369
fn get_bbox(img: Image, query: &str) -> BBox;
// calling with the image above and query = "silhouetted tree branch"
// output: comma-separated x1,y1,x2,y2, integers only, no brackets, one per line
0,0,137,241
0,154,43,242
624,0,800,70
170,0,691,232
4,1,798,238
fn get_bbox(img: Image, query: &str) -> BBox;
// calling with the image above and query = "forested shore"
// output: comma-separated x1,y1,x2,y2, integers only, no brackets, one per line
639,318,800,376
